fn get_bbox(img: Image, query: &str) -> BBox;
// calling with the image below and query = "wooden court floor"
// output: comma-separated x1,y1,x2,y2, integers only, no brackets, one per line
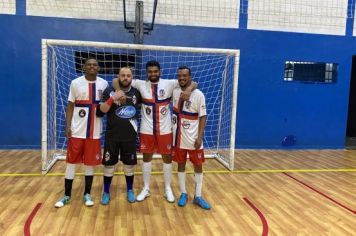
0,150,355,235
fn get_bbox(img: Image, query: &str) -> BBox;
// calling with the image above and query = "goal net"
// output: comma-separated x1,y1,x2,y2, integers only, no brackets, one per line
42,39,239,173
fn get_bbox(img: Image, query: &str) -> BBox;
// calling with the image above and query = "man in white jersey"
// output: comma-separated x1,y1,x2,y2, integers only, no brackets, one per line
113,60,196,203
172,66,211,210
55,58,108,208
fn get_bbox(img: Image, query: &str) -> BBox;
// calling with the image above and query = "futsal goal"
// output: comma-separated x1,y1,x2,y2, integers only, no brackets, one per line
41,39,239,173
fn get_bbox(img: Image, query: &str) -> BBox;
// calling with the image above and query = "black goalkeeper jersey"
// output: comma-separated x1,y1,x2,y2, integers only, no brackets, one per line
96,86,142,141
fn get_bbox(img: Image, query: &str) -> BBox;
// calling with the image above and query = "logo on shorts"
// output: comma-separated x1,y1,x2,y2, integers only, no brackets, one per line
185,101,192,109
78,109,86,118
159,89,165,97
172,116,177,124
115,105,136,119
198,153,202,159
105,152,110,161
160,107,168,116
145,107,151,115
167,144,172,150
96,154,100,160
98,90,103,99
131,154,135,160
182,121,190,129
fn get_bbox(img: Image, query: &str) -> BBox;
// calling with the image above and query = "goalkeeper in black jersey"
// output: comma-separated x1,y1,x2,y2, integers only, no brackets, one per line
96,67,142,204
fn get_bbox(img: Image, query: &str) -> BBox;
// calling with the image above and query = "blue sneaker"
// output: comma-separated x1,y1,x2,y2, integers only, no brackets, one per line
193,196,211,210
127,190,136,203
178,193,188,207
101,192,110,205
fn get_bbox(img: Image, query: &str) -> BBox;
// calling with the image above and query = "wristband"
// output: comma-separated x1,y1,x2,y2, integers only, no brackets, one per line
106,96,114,106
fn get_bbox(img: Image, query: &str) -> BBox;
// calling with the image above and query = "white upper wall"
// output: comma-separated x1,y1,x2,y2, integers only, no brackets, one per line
2,0,352,35
0,0,16,15
26,0,239,28
248,0,348,35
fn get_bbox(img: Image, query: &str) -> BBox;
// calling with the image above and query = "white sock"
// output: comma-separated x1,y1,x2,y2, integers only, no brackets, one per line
103,165,115,177
65,163,76,179
84,165,94,176
194,173,203,197
163,163,172,189
178,172,186,194
142,162,152,190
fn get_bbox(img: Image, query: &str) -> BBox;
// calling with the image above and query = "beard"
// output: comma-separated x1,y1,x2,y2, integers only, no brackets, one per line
119,79,131,89
148,75,159,83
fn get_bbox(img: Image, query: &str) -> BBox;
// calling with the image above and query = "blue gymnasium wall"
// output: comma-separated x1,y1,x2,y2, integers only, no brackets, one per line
0,10,354,149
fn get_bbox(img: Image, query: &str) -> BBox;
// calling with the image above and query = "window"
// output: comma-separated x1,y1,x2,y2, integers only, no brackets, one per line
284,61,338,83
74,51,135,75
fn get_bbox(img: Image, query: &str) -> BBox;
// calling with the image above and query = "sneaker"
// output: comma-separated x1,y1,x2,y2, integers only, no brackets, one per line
136,188,150,202
83,193,94,207
127,190,136,203
193,196,211,210
54,195,71,208
164,187,175,203
178,193,188,207
101,192,110,205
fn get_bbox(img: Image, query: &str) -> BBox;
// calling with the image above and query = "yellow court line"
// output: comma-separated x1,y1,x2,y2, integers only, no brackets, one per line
0,169,356,177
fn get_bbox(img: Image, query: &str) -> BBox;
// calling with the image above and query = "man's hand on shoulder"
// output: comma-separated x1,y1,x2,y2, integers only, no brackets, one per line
180,88,192,101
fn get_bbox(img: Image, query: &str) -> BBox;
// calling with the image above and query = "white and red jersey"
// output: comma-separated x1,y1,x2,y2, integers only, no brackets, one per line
172,88,207,150
68,76,108,139
132,79,178,135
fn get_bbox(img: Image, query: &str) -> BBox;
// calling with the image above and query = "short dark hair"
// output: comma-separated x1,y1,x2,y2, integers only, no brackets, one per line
146,60,161,70
178,66,191,75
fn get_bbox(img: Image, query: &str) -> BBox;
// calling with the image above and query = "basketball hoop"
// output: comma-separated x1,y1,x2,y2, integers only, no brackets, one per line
123,0,158,44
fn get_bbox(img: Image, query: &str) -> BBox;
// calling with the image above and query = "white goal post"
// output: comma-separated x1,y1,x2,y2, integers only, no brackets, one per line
41,39,239,174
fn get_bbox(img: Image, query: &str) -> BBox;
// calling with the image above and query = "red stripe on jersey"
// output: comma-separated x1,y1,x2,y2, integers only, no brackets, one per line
89,83,93,102
143,98,155,103
158,101,170,106
75,100,91,105
75,83,94,105
180,114,199,120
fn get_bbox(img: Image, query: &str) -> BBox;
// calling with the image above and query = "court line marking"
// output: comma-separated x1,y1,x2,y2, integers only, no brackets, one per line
283,172,356,215
1,168,356,177
243,197,269,236
24,203,42,236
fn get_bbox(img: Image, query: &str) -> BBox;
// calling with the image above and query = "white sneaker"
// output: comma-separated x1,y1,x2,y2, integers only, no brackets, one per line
164,187,175,203
136,188,150,202
54,195,70,208
83,193,94,207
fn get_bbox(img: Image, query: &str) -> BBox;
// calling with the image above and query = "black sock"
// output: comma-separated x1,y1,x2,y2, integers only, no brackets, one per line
103,176,113,193
125,175,134,191
64,178,73,197
84,176,93,195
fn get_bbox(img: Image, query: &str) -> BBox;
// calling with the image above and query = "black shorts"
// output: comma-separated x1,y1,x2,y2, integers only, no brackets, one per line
102,139,137,165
